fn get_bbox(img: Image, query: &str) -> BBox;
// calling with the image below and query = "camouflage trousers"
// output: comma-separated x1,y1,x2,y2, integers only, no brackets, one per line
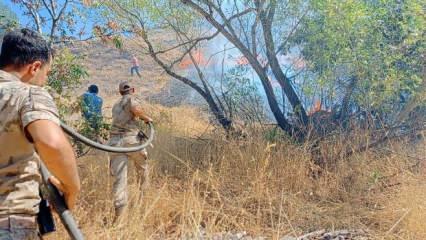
108,135,149,209
0,230,38,240
0,215,38,240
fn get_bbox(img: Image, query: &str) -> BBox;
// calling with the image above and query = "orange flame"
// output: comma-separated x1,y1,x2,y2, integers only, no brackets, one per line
236,56,249,65
292,57,307,70
179,49,208,69
235,55,268,67
308,100,322,116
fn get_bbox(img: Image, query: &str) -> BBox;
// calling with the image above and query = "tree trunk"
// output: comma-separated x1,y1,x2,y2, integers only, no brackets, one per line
49,20,57,45
205,93,233,131
140,30,233,132
338,76,357,124
260,5,309,126
181,0,301,138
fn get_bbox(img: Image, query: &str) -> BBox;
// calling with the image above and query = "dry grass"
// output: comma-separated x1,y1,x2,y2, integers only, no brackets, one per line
47,106,425,240
141,103,213,138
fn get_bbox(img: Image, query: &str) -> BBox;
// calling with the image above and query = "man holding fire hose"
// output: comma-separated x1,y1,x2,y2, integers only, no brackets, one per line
108,81,153,223
0,29,81,239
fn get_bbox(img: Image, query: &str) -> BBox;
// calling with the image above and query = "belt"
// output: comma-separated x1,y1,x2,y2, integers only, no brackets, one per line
0,215,37,229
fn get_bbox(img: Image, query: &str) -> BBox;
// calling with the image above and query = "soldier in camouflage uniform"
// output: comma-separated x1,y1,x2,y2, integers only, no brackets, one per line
0,29,81,239
109,81,153,222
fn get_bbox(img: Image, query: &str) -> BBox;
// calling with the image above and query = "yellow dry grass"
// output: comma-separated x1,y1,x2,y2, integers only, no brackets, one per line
142,103,213,138
47,106,425,240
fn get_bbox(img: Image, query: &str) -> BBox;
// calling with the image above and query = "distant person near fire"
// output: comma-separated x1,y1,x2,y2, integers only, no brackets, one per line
130,54,141,78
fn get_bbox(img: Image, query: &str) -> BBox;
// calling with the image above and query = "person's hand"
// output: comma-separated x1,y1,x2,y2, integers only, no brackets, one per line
49,176,79,210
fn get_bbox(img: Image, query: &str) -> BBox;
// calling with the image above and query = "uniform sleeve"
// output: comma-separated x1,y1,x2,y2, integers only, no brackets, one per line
20,87,60,128
129,95,143,109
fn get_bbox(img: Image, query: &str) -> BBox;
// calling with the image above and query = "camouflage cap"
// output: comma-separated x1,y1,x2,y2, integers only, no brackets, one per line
119,81,132,93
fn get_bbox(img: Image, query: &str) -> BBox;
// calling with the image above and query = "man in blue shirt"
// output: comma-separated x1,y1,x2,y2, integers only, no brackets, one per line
81,84,103,130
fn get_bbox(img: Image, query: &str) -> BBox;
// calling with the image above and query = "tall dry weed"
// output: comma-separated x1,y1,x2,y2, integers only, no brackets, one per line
48,108,425,240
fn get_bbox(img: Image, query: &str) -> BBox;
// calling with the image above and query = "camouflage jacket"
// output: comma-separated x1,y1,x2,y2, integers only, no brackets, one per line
0,70,59,216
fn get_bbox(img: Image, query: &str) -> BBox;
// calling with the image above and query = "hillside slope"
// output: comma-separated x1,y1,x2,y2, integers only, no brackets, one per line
67,40,198,112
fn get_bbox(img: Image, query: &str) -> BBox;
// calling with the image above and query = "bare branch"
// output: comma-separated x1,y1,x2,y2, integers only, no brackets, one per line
276,9,309,55
167,41,199,69
251,15,259,56
154,30,220,55
181,0,258,66
135,27,207,100
50,0,57,15
233,0,251,48
197,0,253,40
41,0,55,19
21,0,43,34
56,0,70,21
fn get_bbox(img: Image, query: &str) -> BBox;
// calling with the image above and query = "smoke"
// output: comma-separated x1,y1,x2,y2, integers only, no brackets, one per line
174,33,311,122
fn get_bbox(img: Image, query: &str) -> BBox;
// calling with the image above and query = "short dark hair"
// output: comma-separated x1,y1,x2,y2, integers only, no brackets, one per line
88,84,99,94
0,28,52,68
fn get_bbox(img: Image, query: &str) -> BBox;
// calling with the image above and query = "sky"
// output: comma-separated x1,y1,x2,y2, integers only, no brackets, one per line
3,0,30,26
2,0,97,39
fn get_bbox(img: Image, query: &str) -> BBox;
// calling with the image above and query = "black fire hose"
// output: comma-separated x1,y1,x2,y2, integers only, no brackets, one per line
60,122,155,153
40,162,85,240
39,122,155,239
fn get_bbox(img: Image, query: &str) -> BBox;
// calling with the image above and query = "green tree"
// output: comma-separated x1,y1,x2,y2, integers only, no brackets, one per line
46,48,100,157
0,2,18,35
291,0,425,126
48,48,88,95
222,65,265,126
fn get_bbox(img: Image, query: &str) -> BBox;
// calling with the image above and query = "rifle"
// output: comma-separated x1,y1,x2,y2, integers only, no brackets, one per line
39,162,85,240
